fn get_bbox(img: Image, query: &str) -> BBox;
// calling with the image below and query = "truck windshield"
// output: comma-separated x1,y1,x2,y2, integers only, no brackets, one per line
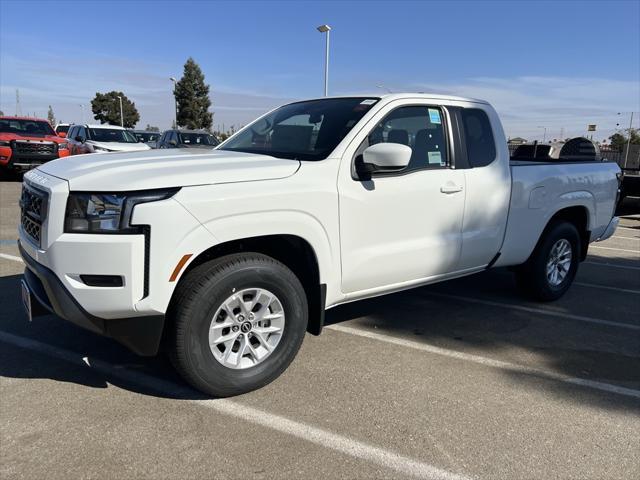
179,132,218,146
219,97,380,160
89,128,139,143
135,132,160,142
0,119,56,136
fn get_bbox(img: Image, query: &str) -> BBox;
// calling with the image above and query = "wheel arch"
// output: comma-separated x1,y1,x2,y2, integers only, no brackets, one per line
169,234,327,337
540,205,591,261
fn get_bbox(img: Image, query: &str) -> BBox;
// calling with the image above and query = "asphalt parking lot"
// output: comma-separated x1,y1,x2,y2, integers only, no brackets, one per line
1,178,639,480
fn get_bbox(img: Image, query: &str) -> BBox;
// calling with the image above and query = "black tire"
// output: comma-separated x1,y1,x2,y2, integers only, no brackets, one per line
168,253,308,397
515,221,581,302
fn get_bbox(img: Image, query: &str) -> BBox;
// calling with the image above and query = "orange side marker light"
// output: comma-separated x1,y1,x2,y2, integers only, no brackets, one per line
169,254,193,282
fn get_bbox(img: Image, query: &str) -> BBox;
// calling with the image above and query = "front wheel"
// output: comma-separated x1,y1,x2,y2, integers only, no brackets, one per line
169,253,308,397
515,221,581,301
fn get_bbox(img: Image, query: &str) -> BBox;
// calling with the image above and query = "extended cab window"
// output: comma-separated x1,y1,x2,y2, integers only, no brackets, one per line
461,108,496,167
361,105,449,173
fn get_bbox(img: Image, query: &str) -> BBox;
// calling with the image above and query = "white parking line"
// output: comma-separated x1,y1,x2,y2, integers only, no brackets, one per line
584,261,640,271
0,253,23,263
424,292,640,331
591,245,640,254
610,235,640,241
0,331,470,480
328,325,640,399
574,282,640,295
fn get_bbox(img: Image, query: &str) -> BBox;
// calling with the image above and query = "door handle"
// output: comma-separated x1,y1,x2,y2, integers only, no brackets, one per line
440,184,463,194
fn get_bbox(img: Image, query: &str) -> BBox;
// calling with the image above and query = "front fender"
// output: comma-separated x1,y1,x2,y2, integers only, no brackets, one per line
200,209,339,299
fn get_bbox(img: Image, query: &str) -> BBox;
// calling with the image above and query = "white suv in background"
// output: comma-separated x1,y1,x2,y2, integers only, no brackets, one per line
66,124,151,155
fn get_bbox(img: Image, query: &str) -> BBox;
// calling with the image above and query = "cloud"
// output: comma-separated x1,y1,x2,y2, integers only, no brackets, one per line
1,31,637,141
412,76,640,141
0,42,294,130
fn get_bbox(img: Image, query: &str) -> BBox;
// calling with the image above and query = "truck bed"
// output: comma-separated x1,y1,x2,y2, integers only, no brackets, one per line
494,160,620,267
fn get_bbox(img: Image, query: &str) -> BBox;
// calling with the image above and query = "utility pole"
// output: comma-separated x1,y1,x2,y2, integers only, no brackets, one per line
170,77,178,128
15,89,21,116
623,111,634,169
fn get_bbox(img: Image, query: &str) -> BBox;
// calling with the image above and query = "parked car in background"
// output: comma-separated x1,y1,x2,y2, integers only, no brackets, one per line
132,130,161,149
0,116,70,174
18,94,620,397
66,124,151,155
54,123,72,138
156,129,219,149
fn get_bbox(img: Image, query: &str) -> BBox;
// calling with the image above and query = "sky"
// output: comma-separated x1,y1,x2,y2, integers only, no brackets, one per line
1,0,639,141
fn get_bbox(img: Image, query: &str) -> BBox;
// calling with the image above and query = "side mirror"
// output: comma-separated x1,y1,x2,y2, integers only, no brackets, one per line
74,135,84,143
58,132,67,138
356,143,412,179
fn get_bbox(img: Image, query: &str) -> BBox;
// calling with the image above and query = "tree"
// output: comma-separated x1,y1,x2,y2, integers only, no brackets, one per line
145,124,160,132
90,91,140,128
47,105,56,126
0,110,5,116
174,58,213,130
609,129,640,151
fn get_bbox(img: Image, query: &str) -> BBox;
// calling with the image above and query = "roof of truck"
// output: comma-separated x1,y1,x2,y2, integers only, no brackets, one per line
0,115,50,122
297,93,489,104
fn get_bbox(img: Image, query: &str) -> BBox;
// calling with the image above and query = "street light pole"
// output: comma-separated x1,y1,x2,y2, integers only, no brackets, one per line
624,111,634,169
537,125,547,143
117,95,124,128
316,25,331,97
170,77,178,128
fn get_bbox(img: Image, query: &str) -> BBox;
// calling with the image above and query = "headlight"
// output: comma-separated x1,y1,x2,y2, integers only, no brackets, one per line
93,145,111,152
0,141,10,147
58,143,68,150
64,189,180,233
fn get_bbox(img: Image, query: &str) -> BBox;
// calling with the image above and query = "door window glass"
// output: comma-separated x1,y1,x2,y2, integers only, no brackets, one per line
364,106,449,172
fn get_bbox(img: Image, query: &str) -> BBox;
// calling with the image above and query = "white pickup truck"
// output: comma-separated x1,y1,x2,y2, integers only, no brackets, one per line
19,94,620,397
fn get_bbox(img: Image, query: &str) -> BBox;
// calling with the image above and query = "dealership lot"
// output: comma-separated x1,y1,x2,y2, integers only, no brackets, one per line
1,179,638,479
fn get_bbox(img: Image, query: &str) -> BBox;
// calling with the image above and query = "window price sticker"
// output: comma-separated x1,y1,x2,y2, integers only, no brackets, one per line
428,151,443,165
428,109,441,124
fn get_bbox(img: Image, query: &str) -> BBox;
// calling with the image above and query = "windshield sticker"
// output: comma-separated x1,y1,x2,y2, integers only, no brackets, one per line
428,109,441,124
428,151,443,165
360,99,377,105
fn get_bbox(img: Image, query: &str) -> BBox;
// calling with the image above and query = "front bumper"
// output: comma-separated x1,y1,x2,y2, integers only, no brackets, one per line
0,146,69,171
19,241,165,356
596,216,619,242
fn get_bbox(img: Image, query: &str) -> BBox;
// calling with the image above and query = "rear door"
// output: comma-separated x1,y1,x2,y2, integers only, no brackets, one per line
337,101,466,295
454,106,511,269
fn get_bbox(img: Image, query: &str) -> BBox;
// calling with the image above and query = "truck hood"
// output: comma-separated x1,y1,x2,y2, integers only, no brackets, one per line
0,132,64,144
38,148,301,191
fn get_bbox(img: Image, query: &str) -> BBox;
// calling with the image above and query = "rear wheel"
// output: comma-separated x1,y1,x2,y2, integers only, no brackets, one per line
169,253,308,397
515,221,581,301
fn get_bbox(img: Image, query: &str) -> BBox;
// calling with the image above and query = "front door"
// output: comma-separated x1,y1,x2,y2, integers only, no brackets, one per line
338,103,466,295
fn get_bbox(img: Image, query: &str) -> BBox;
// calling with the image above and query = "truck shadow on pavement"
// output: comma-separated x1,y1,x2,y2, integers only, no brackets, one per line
1,248,638,409
325,251,640,413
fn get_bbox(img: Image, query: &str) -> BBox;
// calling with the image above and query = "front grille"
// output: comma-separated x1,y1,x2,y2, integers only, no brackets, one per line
13,140,56,155
20,183,48,246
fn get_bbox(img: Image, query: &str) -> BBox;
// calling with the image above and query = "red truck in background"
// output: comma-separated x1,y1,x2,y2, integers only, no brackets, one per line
0,116,70,176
